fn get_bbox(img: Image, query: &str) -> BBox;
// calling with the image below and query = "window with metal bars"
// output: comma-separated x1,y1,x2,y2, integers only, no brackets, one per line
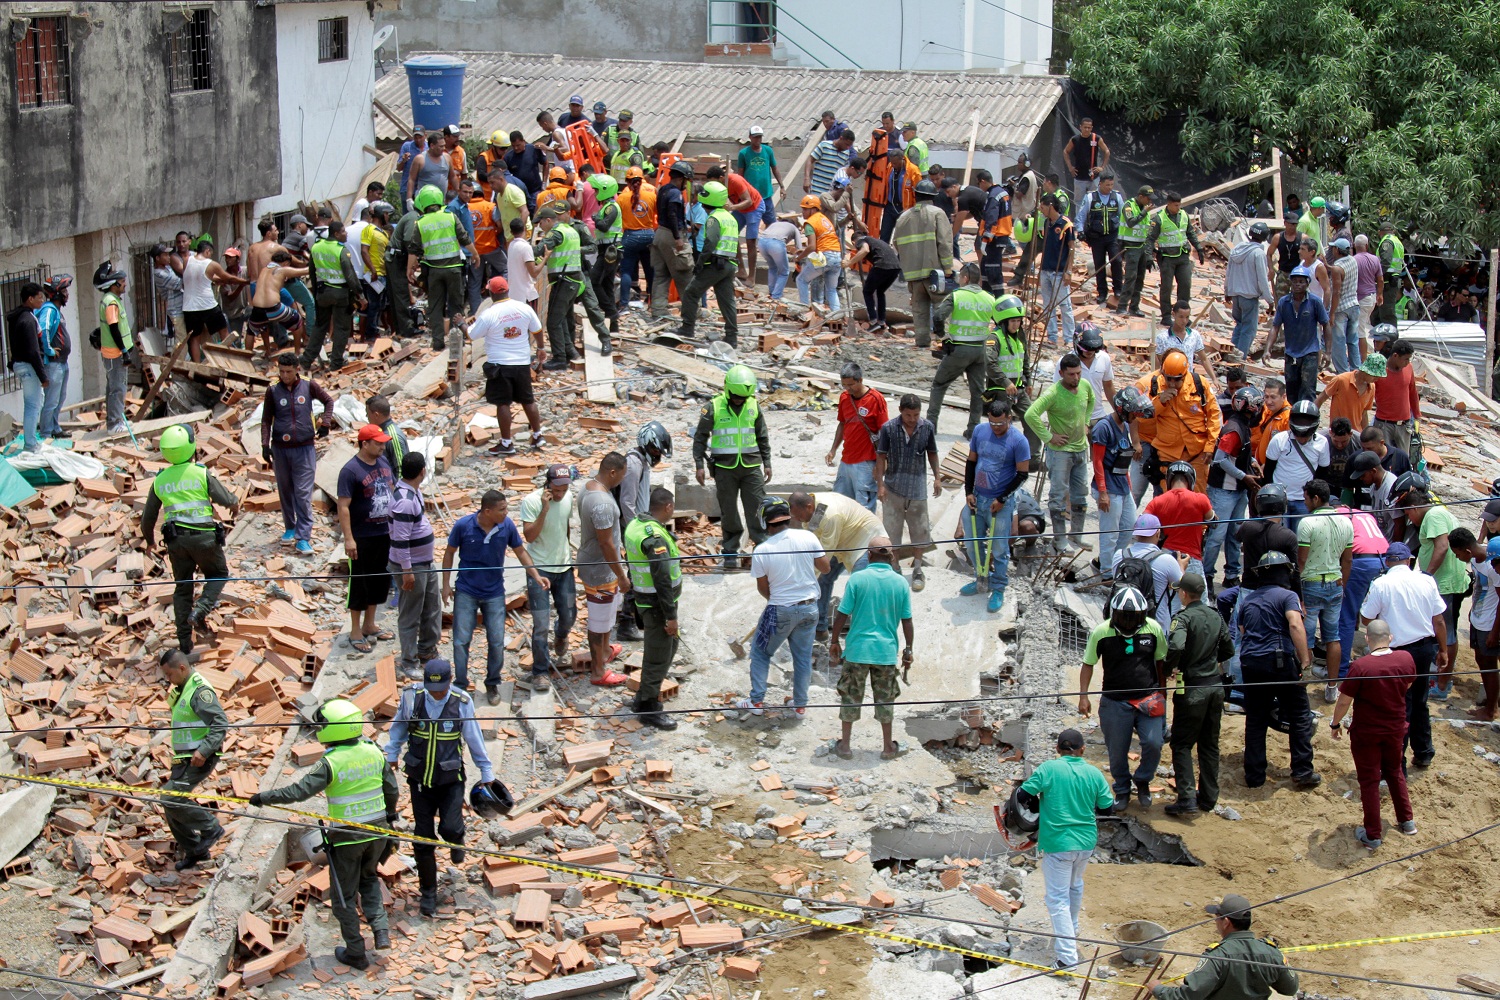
14,16,71,110
0,265,52,395
318,17,349,63
167,8,213,93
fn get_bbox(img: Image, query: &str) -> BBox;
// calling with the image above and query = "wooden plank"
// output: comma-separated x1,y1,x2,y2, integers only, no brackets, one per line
1457,974,1500,996
634,344,730,389
960,107,981,188
135,336,194,419
1180,164,1281,210
775,131,825,213
314,438,359,503
581,320,616,406
80,409,213,443
506,771,594,820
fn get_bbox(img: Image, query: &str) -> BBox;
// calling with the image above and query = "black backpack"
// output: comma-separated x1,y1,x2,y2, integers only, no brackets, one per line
1109,545,1162,614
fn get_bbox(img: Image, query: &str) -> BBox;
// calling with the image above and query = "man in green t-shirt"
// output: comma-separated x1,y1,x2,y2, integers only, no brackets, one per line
1025,353,1097,554
1401,487,1466,698
1020,729,1114,970
829,537,913,760
1296,479,1353,703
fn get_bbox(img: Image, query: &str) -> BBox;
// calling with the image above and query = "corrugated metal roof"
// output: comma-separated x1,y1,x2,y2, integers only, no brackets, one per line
374,51,1064,149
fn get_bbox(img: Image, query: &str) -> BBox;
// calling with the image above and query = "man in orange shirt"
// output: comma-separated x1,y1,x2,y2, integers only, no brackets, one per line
1316,354,1384,432
1137,349,1221,494
468,187,504,306
617,167,657,311
1252,378,1290,464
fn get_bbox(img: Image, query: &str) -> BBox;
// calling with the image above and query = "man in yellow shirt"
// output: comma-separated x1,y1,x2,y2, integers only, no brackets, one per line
360,202,393,337
788,491,883,641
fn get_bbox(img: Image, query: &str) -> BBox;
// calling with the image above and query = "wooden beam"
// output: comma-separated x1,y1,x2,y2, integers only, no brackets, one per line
581,312,616,405
961,108,981,188
1270,147,1284,217
507,771,594,819
1180,165,1280,210
80,409,213,443
373,97,416,139
135,336,193,419
776,130,826,213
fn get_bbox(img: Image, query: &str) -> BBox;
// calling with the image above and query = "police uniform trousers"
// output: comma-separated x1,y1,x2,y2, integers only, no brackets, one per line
386,253,415,339
1087,234,1124,299
410,778,466,891
1157,252,1194,324
649,227,695,320
1372,273,1402,326
425,263,465,350
328,836,388,959
161,755,221,855
635,599,679,705
568,267,612,349
166,527,228,653
1169,683,1224,809
590,245,620,332
681,258,739,346
546,272,585,361
305,284,353,370
714,464,767,556
926,344,992,435
1119,242,1147,311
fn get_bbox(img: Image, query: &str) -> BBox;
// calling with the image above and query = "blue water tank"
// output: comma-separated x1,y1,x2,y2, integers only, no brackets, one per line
403,55,467,134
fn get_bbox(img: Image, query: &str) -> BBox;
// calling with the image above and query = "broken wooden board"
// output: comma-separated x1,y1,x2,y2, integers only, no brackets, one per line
581,313,616,405
313,438,359,504
635,344,730,389
80,410,213,443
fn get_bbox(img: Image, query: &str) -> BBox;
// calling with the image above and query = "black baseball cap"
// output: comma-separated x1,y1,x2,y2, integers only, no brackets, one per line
1057,728,1085,752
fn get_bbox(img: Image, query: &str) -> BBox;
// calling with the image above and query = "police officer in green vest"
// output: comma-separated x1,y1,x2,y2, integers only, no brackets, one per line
142,425,239,654
604,110,642,153
673,181,740,346
987,293,1029,403
928,264,1004,436
1146,894,1299,1000
387,203,422,340
537,203,614,363
1144,190,1205,325
303,220,365,371
609,133,648,185
405,184,472,352
589,174,623,334
251,699,398,969
1118,185,1155,317
902,122,930,174
157,648,229,870
624,487,683,730
1373,219,1405,326
382,658,494,915
693,365,772,570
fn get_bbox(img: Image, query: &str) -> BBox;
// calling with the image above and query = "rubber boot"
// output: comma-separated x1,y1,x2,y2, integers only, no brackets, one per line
634,698,678,731
1069,511,1092,551
1051,520,1069,555
416,850,438,916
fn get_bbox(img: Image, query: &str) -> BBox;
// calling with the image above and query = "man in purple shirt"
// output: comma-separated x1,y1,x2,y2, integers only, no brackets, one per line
388,452,441,680
261,353,334,553
1352,235,1384,355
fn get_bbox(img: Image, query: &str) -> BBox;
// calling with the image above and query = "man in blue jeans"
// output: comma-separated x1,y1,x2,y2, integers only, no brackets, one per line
1078,586,1168,810
519,465,578,692
6,282,48,451
961,399,1032,612
442,490,548,703
740,497,831,716
1296,479,1352,702
1020,728,1114,970
1272,266,1330,403
1202,386,1264,590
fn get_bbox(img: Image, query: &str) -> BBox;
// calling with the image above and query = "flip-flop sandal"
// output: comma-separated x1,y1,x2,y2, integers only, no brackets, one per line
375,630,396,641
348,637,374,654
591,670,628,687
880,741,912,760
824,738,854,760
605,643,624,663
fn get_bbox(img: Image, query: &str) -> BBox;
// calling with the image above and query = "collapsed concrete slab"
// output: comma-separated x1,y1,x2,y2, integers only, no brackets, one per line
0,783,56,869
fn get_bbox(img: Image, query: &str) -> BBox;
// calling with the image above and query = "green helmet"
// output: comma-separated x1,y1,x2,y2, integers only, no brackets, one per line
589,174,619,201
699,181,728,208
160,424,195,465
316,698,365,744
414,184,445,213
995,294,1026,323
1309,196,1326,209
724,364,758,396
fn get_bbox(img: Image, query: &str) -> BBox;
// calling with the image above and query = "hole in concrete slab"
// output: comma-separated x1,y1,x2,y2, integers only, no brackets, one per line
870,827,1012,866
1095,817,1202,866
1058,608,1091,660
940,777,988,796
963,953,1004,974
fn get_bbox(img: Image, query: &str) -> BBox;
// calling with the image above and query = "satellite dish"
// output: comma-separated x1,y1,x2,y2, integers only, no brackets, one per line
373,25,394,51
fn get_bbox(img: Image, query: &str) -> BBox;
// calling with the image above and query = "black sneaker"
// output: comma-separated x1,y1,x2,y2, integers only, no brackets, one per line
487,440,516,457
616,621,644,642
1411,753,1435,768
635,701,679,731
486,687,501,706
335,946,370,970
541,359,568,371
1163,801,1200,817
373,929,391,950
1293,772,1323,789
1135,782,1152,808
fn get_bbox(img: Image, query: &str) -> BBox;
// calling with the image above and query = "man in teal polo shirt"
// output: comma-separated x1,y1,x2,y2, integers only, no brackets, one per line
828,536,913,760
1021,728,1115,970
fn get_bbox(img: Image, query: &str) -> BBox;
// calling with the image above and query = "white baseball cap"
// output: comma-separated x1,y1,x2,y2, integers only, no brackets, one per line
748,125,764,136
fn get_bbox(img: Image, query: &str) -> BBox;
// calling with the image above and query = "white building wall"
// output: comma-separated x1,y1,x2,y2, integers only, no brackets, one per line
255,1,378,216
772,0,1051,71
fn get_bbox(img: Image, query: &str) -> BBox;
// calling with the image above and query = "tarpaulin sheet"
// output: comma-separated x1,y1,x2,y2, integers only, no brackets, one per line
1045,80,1247,204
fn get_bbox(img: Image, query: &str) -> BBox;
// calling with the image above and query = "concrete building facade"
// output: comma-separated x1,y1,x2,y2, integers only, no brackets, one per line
0,0,378,429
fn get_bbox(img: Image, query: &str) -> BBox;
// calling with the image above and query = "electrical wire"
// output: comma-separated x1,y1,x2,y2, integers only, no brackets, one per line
7,772,1499,999
0,966,174,1000
6,492,1493,593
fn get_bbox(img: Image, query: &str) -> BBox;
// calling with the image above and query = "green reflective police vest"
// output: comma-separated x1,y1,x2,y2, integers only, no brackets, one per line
1120,201,1151,243
98,292,134,351
708,394,761,467
547,223,582,274
170,671,212,759
324,740,387,845
995,330,1026,381
1381,233,1405,276
624,515,682,593
311,238,346,286
153,462,215,531
906,137,930,173
948,287,996,345
1156,209,1188,254
710,208,740,258
416,211,462,266
595,202,623,243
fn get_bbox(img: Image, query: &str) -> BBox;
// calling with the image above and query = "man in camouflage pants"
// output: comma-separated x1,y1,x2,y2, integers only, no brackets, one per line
828,537,915,759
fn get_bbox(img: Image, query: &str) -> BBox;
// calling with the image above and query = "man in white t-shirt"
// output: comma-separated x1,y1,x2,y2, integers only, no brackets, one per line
1263,405,1330,529
466,276,544,458
518,463,577,691
1056,324,1115,424
506,219,541,309
738,496,831,717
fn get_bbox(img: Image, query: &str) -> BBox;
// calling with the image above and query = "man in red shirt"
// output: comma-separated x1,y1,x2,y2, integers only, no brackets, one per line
1329,618,1416,848
826,362,888,513
706,165,765,284
1144,460,1215,592
1372,337,1420,453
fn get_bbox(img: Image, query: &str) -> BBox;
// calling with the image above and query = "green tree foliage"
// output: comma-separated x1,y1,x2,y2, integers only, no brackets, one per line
1069,0,1500,246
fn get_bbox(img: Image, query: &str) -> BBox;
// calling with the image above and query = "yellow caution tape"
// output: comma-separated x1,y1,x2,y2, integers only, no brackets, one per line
1283,926,1500,953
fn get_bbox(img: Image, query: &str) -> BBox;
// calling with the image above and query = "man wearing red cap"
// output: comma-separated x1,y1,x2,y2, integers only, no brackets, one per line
337,424,397,653
467,276,544,457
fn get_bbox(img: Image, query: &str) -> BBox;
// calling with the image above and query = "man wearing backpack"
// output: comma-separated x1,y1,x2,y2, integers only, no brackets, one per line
1079,586,1170,812
1116,513,1188,633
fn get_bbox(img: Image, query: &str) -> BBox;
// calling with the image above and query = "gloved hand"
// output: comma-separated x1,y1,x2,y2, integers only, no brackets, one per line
262,446,272,465
379,838,397,863
248,792,264,807
1145,255,1157,273
317,422,331,438
1197,250,1205,265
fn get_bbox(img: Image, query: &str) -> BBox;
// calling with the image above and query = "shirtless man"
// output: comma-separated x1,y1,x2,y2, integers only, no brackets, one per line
247,251,309,357
247,219,281,283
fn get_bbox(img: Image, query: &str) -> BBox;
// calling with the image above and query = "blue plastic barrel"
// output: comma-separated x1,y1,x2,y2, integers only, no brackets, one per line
403,55,467,134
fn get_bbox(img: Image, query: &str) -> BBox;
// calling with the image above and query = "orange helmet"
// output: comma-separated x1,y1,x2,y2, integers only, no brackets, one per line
625,166,645,180
548,166,568,182
800,194,822,210
1161,350,1189,377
